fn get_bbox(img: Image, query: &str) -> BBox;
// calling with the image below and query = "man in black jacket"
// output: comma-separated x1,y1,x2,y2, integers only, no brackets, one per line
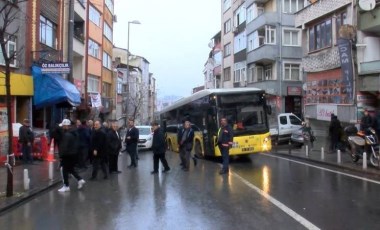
18,119,34,164
177,119,195,171
151,121,170,174
217,117,234,175
125,118,139,168
90,120,109,180
108,121,122,174
58,119,85,192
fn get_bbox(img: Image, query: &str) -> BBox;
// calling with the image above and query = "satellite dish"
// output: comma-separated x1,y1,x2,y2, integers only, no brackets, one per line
359,0,376,11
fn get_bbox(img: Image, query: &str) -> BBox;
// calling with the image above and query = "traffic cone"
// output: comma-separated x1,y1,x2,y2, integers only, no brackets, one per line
47,138,56,162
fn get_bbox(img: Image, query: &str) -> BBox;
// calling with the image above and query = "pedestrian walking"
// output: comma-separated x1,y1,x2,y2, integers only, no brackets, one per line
125,118,139,168
90,120,109,180
57,119,85,192
151,121,170,174
329,115,341,152
108,121,122,174
177,119,196,171
87,119,94,164
216,117,234,175
76,120,91,169
360,108,373,131
18,119,34,164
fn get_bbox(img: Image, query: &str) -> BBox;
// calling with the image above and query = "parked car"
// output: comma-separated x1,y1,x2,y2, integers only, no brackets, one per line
136,125,153,150
290,127,304,147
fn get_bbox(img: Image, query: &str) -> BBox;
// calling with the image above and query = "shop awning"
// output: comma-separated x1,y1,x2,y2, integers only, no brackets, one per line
32,66,81,108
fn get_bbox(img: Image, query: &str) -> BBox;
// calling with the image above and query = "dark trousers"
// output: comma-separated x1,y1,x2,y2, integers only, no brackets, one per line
219,145,230,171
127,145,138,167
179,147,190,169
153,153,170,172
61,156,82,186
78,147,88,168
92,156,108,178
22,144,33,163
109,154,119,172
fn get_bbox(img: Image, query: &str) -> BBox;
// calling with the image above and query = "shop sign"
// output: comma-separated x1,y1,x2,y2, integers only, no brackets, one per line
317,104,337,121
337,38,354,103
41,62,71,74
287,86,302,96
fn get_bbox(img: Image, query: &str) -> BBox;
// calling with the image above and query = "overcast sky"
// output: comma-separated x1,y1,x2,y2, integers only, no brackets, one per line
113,0,221,98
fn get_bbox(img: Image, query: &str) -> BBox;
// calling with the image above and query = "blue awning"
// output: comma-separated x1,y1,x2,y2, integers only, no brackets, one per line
32,66,81,108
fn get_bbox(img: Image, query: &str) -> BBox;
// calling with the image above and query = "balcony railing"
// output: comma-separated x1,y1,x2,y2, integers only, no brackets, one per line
359,60,380,74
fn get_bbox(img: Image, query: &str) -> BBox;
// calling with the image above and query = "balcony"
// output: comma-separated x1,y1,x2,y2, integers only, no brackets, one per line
247,45,277,64
359,60,380,75
246,12,277,33
302,46,341,72
359,7,380,33
295,0,352,28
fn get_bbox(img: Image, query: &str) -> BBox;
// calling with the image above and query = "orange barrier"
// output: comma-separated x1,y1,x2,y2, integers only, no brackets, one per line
10,136,49,161
46,138,55,162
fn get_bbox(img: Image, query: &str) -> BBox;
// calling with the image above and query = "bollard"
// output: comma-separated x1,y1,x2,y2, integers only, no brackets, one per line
306,145,309,157
48,162,54,180
337,149,341,164
24,169,30,190
321,147,325,160
363,152,367,169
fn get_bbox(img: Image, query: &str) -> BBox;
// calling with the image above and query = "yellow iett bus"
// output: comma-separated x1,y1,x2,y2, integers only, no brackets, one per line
159,88,272,158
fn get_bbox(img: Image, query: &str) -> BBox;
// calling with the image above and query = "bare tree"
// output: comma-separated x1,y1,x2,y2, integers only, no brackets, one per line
125,79,149,124
0,0,27,197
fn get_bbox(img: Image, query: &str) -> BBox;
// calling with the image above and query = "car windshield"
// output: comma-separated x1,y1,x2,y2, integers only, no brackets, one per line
138,127,151,135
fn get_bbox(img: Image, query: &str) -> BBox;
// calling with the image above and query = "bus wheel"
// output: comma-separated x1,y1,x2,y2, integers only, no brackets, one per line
194,141,203,158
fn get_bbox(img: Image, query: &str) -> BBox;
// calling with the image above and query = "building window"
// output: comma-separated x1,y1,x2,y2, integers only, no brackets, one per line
283,29,300,46
284,63,301,81
117,78,123,94
234,32,246,53
223,67,231,81
223,0,231,12
103,22,113,42
234,4,246,27
246,4,253,24
265,26,276,44
283,0,304,13
105,0,114,14
247,64,254,82
89,5,101,26
102,52,112,69
234,62,246,83
88,75,100,93
247,32,254,52
88,39,100,58
224,43,231,57
40,15,57,48
247,4,264,24
102,82,111,97
309,19,332,52
265,65,272,80
0,36,17,67
336,11,347,40
224,19,231,34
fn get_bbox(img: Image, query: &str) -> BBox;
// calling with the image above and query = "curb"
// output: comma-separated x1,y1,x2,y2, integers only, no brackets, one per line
0,178,61,216
273,150,380,177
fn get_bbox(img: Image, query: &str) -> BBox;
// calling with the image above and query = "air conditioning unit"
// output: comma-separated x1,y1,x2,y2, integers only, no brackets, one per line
233,26,238,34
113,15,118,22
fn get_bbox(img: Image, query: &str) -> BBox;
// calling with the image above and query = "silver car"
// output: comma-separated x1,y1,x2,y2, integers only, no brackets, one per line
290,127,304,147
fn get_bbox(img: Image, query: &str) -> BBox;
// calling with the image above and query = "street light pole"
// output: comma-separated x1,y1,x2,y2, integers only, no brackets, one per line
125,20,141,125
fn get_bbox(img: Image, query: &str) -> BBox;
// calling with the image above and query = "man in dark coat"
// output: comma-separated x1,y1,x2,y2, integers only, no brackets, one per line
361,109,373,131
177,119,195,171
58,119,85,192
18,119,34,164
151,121,170,174
125,118,139,168
329,115,342,152
108,121,122,174
76,119,91,169
217,117,234,175
90,120,108,180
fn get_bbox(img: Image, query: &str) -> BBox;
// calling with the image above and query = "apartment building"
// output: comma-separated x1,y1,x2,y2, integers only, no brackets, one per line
85,0,115,121
295,0,356,132
221,0,236,88
204,32,222,89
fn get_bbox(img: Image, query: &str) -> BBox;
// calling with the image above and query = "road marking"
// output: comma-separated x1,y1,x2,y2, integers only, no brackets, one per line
262,153,380,185
232,172,320,230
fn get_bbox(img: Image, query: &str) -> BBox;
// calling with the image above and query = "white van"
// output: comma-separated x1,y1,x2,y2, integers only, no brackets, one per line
136,125,153,150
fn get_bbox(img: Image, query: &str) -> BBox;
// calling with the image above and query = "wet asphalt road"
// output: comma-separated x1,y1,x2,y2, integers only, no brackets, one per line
1,149,380,230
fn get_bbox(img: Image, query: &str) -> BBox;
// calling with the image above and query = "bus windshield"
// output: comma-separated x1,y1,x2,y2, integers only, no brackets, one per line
218,94,268,135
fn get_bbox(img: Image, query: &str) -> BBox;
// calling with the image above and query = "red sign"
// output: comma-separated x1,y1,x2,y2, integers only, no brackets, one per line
287,86,302,96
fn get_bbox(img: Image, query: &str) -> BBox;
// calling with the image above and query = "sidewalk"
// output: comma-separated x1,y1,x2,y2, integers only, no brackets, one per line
0,160,62,214
272,136,380,177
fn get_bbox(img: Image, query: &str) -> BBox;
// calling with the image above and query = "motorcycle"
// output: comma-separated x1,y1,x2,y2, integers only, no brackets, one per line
344,125,380,167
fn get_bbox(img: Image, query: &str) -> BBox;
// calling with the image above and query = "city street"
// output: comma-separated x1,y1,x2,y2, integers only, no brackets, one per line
1,149,380,230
